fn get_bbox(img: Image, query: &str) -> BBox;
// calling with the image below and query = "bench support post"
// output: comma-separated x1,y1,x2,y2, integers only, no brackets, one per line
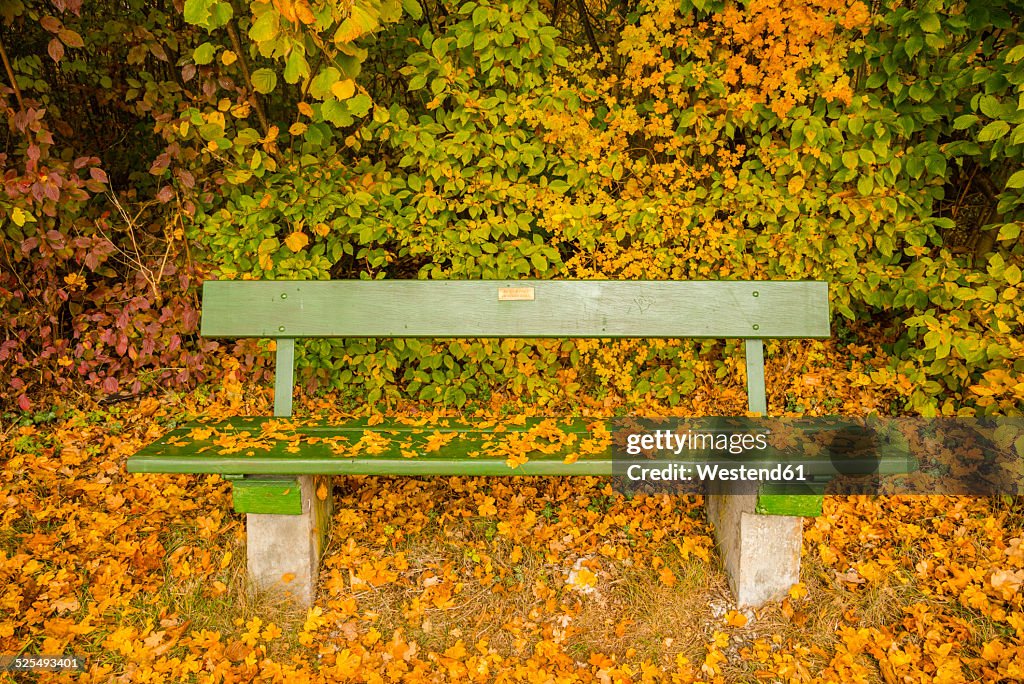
245,339,332,605
246,474,332,606
273,338,295,418
705,339,803,607
706,484,802,606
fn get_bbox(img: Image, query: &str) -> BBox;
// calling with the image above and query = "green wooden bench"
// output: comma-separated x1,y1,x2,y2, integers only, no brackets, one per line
127,279,831,606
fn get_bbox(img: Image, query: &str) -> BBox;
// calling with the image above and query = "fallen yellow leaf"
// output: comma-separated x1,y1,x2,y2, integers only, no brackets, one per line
724,610,748,628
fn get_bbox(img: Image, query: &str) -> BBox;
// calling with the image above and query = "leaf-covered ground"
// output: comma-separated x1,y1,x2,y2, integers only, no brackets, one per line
2,346,1023,682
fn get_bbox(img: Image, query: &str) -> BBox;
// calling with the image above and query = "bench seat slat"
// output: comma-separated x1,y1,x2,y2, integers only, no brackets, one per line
126,418,910,478
126,417,613,476
127,452,619,476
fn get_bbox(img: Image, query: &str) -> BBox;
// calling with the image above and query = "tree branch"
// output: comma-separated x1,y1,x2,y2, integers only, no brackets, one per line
225,19,270,135
575,0,602,59
421,0,437,34
0,34,24,111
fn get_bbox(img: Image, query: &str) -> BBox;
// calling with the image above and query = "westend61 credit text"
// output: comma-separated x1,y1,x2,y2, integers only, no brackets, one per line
624,462,809,483
622,429,809,483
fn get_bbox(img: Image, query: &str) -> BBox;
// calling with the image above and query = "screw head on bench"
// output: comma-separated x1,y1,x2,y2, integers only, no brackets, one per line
752,291,759,297
281,293,288,299
752,324,760,331
278,325,286,332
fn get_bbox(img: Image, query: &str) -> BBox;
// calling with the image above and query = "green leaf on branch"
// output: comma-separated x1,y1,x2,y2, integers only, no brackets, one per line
208,1,233,28
1006,44,1024,63
403,0,423,19
997,223,1021,241
321,99,354,127
251,68,278,94
978,121,1010,142
919,14,941,33
953,114,978,130
183,0,213,25
348,94,373,117
284,50,310,84
193,42,217,65
249,8,280,41
979,96,1004,119
310,67,341,100
334,5,380,43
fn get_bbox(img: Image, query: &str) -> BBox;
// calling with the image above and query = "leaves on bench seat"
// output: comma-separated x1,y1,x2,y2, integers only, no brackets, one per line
129,417,616,476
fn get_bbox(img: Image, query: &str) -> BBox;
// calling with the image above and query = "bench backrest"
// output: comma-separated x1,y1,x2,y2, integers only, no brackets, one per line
201,280,830,417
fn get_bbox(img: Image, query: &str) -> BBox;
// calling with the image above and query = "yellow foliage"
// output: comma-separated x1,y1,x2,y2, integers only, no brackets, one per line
284,230,310,252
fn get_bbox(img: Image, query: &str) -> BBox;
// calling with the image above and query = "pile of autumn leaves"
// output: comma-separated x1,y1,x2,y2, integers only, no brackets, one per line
2,372,1023,681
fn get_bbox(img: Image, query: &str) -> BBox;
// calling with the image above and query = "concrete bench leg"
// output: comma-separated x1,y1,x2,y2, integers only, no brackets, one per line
706,484,802,607
246,475,333,606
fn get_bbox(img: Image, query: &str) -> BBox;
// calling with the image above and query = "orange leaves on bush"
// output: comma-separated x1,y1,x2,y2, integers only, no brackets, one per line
293,0,315,25
63,272,87,290
284,230,309,252
272,0,298,24
840,1,872,30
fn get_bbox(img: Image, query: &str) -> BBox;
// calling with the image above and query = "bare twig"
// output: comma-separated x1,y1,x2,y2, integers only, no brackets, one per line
101,192,177,304
0,34,23,110
290,51,327,138
952,161,979,220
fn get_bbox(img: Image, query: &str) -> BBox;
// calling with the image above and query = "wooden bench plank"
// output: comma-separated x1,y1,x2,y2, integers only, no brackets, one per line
201,280,830,339
129,452,619,476
126,417,612,475
126,418,909,478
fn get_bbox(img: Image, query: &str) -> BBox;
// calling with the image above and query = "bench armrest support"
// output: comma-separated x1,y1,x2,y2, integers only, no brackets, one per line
275,338,295,417
745,339,766,415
